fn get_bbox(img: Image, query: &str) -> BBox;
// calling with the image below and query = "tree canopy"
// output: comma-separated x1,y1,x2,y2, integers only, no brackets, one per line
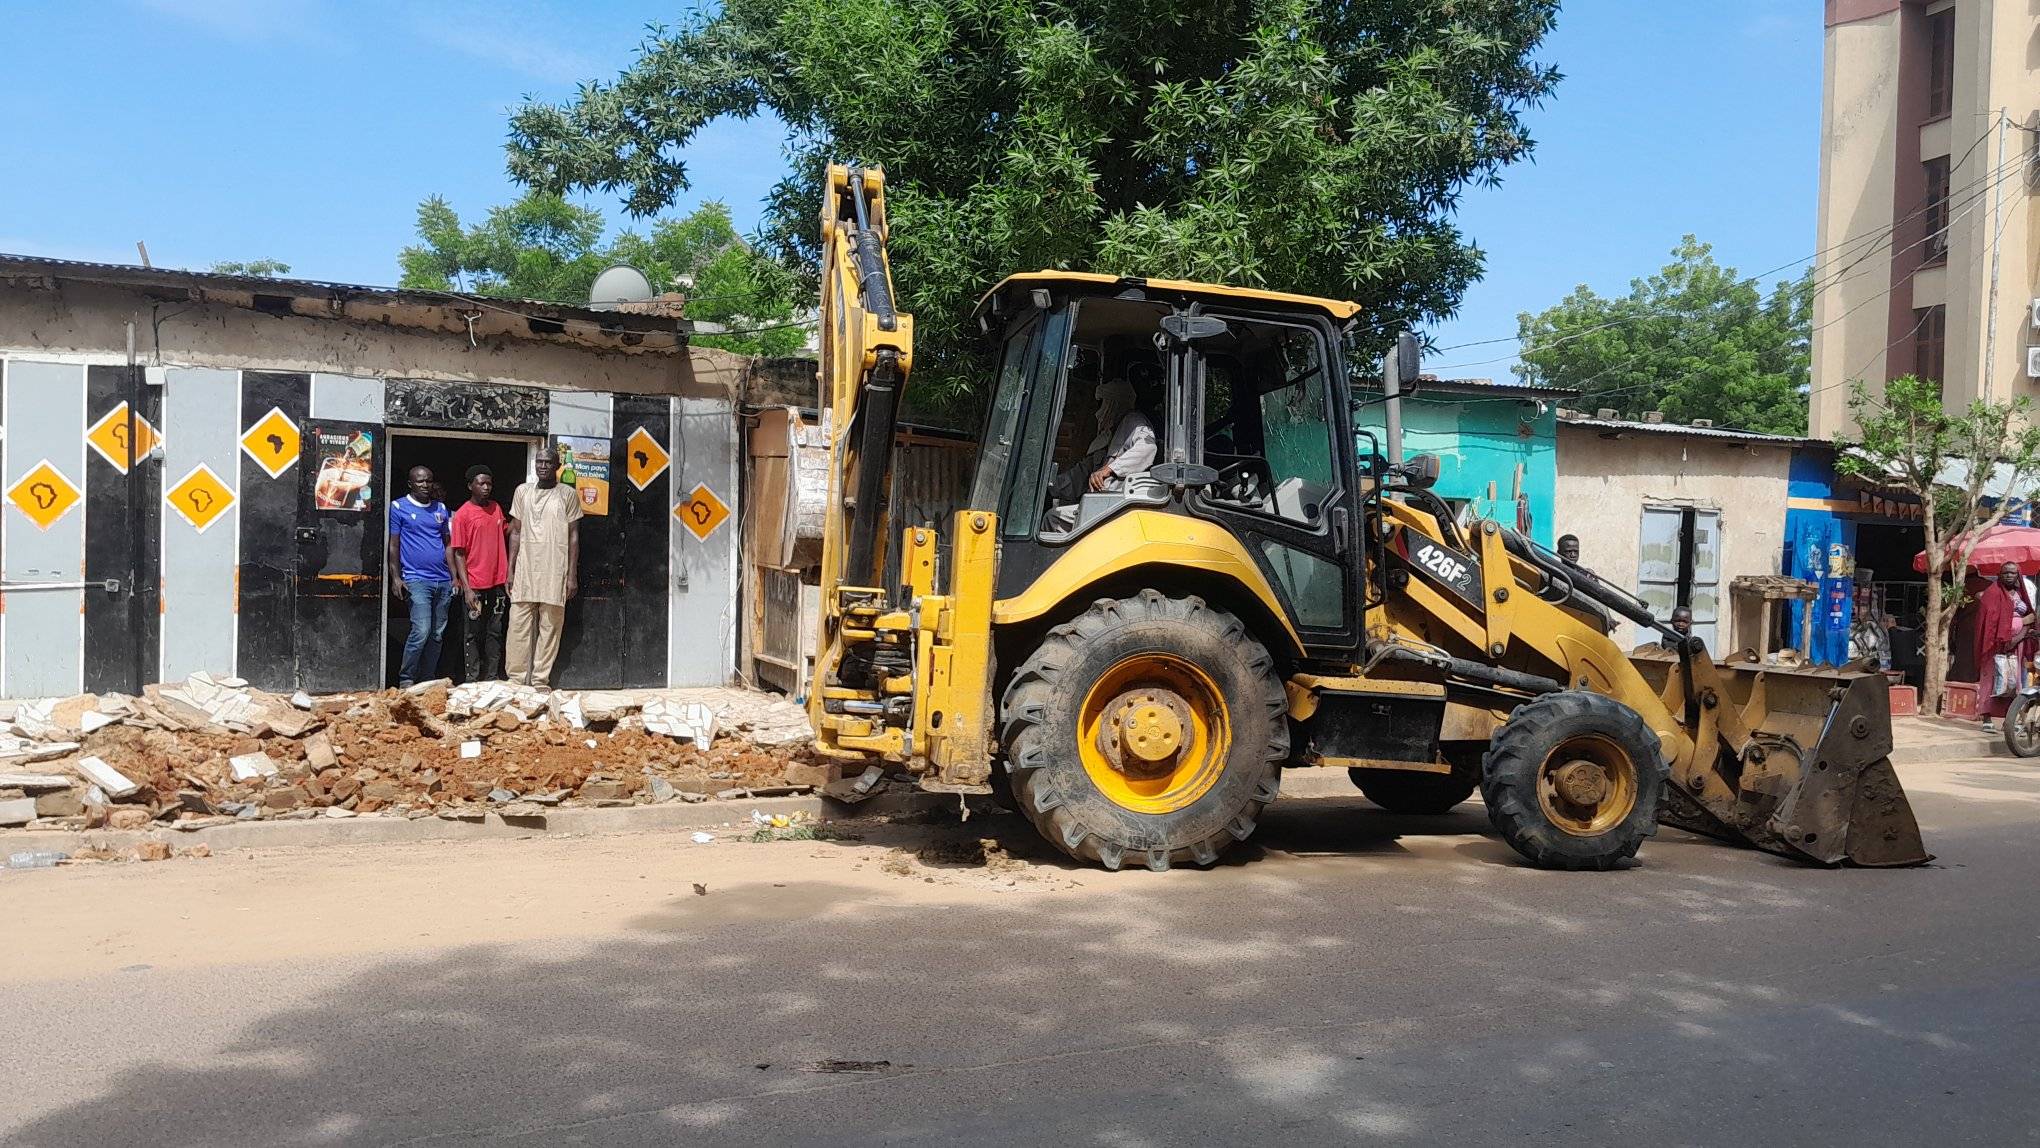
1838,376,2040,711
396,192,805,357
504,0,1561,411
1512,236,1812,435
210,259,291,277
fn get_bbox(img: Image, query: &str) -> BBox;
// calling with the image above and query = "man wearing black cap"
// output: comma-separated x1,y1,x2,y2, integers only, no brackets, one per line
450,464,510,681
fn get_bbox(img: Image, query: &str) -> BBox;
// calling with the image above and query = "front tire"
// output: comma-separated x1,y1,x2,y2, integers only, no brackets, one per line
2005,692,2040,757
1000,591,1287,871
1481,691,1667,871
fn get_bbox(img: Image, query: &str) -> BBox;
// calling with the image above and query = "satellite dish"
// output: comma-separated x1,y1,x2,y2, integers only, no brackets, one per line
588,265,655,311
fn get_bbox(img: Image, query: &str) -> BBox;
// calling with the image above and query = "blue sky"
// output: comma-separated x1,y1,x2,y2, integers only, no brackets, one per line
1,0,1816,374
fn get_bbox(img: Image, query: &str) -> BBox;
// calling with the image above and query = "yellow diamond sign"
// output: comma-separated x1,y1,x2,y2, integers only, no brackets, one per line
240,406,301,479
625,425,670,490
674,482,730,541
85,403,161,473
166,463,237,533
6,459,82,532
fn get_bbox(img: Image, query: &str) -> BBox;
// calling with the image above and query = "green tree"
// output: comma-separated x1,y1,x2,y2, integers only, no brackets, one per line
1838,376,2040,714
398,192,611,303
210,259,291,277
1513,237,1812,435
504,0,1561,413
398,193,804,356
609,202,806,356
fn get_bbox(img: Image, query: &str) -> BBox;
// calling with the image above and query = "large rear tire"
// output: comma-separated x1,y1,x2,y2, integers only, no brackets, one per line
1481,691,1666,871
1000,591,1288,871
1348,767,1479,814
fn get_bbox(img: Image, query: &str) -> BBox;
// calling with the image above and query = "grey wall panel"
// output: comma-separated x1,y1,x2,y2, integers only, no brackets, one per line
160,367,242,682
1,360,87,697
668,396,738,687
549,389,612,439
309,373,384,422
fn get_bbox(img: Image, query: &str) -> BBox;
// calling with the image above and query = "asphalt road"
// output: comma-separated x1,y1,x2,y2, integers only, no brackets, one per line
3,746,2036,1146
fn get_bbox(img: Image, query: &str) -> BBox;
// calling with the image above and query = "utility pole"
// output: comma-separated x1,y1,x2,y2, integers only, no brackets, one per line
1984,108,2007,402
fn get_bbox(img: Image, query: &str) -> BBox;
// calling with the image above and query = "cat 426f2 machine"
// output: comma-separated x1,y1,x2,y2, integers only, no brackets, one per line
806,164,1927,872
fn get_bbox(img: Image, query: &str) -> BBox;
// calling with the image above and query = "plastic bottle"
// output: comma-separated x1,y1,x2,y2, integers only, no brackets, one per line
6,851,68,870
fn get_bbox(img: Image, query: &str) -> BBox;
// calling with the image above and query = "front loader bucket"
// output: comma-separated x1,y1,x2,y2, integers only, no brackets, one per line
1635,657,1931,867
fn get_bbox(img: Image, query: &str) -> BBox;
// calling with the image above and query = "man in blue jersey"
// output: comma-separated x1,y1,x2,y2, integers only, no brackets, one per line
387,465,461,687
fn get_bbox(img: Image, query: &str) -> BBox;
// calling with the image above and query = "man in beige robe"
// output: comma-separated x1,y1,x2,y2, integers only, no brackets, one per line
505,448,583,687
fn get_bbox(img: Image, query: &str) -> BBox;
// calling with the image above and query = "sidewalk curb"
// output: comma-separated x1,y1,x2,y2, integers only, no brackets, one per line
1,769,1363,858
0,790,949,857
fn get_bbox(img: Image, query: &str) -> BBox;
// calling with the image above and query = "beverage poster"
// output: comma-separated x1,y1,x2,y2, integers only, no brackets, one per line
312,428,375,511
556,435,610,517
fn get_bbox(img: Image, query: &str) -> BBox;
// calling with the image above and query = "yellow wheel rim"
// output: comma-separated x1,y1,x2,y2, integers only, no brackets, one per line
1077,653,1230,814
1535,733,1639,836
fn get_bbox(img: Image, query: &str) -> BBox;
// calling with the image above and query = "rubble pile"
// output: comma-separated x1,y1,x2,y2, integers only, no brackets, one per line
0,674,834,834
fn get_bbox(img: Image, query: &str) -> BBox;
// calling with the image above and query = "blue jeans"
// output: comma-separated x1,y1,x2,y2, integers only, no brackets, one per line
400,579,455,685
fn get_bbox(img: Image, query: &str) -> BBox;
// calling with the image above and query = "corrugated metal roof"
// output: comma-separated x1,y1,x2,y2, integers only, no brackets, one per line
0,252,683,335
1412,377,1579,399
1558,414,1804,445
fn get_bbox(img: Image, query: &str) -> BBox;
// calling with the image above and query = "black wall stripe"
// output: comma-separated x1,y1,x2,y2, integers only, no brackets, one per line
297,418,387,693
552,429,625,690
82,364,161,694
235,372,311,691
618,396,671,687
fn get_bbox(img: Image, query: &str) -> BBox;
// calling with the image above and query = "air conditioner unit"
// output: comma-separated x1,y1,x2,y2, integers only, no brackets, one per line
2029,345,2040,379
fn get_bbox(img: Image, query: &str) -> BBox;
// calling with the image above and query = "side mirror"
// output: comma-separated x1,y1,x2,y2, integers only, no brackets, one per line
1394,331,1420,386
1401,453,1441,488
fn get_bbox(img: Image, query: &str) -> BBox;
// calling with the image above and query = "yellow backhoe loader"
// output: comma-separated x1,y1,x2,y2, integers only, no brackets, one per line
806,163,1927,872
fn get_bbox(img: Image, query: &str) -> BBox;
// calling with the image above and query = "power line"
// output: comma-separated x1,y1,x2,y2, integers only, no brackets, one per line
1430,118,2018,369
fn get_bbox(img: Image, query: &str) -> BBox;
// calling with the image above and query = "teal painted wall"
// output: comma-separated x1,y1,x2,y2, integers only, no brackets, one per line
1356,394,1558,547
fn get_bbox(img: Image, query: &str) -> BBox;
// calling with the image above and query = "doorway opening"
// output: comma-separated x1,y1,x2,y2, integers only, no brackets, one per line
383,429,538,686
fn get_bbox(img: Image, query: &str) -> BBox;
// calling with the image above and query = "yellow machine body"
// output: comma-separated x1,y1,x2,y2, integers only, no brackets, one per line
806,162,1926,869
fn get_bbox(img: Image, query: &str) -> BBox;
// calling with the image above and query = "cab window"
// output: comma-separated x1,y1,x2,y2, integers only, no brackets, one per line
1199,319,1337,527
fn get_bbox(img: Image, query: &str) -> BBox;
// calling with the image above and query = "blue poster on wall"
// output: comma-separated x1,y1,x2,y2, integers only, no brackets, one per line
1786,513,1855,665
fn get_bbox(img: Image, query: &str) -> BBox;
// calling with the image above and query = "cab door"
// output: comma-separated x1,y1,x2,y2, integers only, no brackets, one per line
1181,313,1362,659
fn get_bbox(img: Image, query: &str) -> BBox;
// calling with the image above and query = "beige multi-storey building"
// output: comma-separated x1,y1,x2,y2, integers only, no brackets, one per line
1811,0,2039,436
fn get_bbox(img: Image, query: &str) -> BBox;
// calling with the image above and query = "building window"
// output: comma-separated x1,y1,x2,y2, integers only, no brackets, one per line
1913,305,1946,384
1638,506,1721,652
1926,7,1955,120
1922,157,1950,265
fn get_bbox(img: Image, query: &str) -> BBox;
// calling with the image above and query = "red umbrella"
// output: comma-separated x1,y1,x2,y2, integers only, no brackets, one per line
1913,523,2040,575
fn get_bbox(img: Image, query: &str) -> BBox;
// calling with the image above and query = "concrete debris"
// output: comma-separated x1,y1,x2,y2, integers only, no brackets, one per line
0,797,38,826
106,807,153,830
404,678,454,695
552,693,587,730
14,699,60,740
35,791,85,818
132,840,173,861
641,698,718,749
0,772,75,792
0,677,825,831
304,732,338,771
0,738,82,763
75,755,141,798
228,752,281,781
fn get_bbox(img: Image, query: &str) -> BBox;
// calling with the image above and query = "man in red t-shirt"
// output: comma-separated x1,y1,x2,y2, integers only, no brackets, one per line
450,465,511,681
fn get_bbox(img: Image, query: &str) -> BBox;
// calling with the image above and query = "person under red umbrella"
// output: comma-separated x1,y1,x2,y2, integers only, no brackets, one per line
1974,560,2039,731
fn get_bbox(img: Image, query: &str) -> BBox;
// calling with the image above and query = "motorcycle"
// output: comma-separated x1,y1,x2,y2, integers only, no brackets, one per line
2005,685,2040,757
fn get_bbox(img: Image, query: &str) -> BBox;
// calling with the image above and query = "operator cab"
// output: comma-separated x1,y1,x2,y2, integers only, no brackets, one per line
969,273,1369,658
